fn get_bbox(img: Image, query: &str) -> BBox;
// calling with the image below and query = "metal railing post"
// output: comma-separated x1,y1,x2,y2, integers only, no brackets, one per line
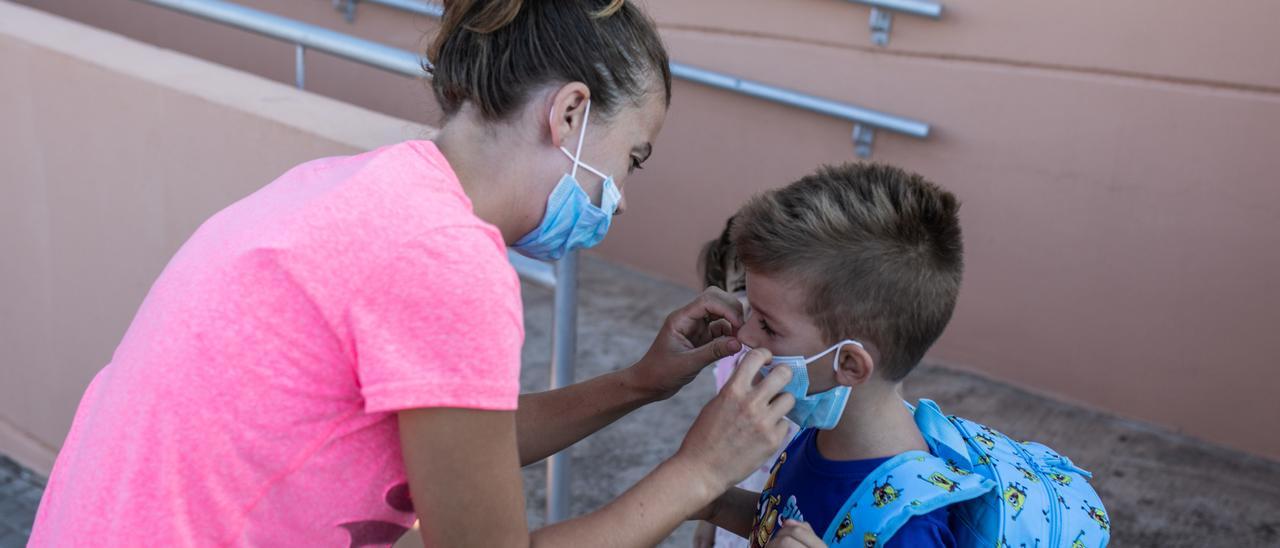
294,43,305,89
546,250,579,524
843,0,943,47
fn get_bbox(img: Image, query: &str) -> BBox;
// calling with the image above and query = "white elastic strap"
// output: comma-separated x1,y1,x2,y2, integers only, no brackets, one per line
558,148,609,180
800,339,865,371
547,100,594,180
569,100,592,179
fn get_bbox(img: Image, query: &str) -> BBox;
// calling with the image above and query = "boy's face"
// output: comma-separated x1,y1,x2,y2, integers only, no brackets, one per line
737,270,842,395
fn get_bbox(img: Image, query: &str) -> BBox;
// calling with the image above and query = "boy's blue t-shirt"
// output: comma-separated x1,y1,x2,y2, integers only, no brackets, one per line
749,428,955,548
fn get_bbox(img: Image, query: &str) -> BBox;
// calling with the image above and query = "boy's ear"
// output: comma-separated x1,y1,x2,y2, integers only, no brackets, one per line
834,343,875,387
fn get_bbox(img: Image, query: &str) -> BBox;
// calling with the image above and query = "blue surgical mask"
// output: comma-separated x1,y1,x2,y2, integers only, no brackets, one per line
744,340,864,430
512,100,622,261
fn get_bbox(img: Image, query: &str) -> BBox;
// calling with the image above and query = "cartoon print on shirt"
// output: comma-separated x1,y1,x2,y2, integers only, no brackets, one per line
764,452,787,492
779,495,804,524
752,494,783,548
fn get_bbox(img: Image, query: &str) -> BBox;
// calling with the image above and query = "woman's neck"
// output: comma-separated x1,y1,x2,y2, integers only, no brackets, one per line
433,112,542,244
813,383,928,462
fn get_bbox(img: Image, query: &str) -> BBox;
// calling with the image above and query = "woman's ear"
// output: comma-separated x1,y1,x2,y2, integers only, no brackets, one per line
834,343,875,388
547,82,590,148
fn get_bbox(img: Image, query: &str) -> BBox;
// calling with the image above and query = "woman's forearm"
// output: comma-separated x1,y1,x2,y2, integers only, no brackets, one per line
515,287,747,466
516,367,662,466
530,456,718,547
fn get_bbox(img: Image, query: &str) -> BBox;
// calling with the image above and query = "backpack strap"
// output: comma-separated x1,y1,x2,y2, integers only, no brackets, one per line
912,399,973,469
822,451,995,548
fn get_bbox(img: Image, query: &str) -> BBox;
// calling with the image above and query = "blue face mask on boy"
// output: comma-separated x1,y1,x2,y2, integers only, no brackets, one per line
742,340,865,430
512,100,622,261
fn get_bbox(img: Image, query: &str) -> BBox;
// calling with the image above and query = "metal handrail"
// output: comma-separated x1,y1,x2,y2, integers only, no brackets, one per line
364,0,442,18
668,64,928,138
347,0,932,146
847,0,943,19
365,0,945,23
145,0,424,77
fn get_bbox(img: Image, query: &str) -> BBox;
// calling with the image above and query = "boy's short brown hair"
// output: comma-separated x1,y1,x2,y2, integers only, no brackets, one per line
732,163,963,381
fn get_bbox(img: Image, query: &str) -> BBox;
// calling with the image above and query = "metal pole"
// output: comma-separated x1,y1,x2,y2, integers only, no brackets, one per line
137,0,428,78
294,43,305,89
669,62,930,138
351,0,931,139
546,250,579,524
363,0,443,17
846,0,943,19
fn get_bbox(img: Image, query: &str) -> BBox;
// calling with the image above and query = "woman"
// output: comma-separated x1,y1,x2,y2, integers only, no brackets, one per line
30,0,795,546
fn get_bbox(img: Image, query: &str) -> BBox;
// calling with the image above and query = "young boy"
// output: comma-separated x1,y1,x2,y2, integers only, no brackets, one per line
700,163,966,547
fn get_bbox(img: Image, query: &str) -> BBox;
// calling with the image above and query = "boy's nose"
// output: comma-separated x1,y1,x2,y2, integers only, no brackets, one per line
736,322,762,349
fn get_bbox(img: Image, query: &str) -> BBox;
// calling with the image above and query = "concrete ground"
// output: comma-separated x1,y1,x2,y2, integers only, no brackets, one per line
0,456,41,548
5,256,1280,547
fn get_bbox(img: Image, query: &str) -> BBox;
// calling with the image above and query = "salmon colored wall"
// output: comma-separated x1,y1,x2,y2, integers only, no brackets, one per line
607,3,1280,461
0,1,430,474
8,0,1280,461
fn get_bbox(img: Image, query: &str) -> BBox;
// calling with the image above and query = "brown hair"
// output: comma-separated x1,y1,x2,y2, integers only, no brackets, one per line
699,215,745,292
427,0,672,121
732,163,964,381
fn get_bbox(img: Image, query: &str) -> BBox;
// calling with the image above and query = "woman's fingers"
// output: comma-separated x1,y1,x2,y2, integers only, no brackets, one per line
726,348,774,394
669,288,745,344
752,364,793,406
708,317,733,339
676,345,798,489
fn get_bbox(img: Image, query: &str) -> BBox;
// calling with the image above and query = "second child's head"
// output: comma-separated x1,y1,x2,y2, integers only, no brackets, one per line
732,163,964,396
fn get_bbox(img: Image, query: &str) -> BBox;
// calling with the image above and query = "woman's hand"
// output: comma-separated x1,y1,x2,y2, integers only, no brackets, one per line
766,520,827,548
513,288,744,466
674,348,794,493
628,287,745,401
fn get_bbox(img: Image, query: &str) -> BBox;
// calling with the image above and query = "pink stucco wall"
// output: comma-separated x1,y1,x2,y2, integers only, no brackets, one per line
5,0,1280,461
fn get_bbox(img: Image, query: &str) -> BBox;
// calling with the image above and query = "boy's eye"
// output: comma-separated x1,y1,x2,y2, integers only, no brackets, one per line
760,317,777,337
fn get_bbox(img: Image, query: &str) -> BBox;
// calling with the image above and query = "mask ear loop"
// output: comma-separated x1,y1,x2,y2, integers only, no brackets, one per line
549,99,593,180
832,340,865,372
569,100,591,180
800,340,865,371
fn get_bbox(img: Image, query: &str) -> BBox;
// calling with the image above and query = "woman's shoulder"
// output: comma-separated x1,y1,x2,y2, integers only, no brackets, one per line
263,140,516,299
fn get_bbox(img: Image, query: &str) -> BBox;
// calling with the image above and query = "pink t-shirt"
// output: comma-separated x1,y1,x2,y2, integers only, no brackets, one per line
31,141,524,546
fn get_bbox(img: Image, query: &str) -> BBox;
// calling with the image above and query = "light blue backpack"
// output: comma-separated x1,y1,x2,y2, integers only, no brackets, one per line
820,399,1110,548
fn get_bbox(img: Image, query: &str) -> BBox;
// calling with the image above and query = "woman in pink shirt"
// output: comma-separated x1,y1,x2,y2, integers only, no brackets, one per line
31,0,796,546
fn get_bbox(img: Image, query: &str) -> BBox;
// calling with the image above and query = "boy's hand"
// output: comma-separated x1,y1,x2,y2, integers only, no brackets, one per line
766,520,827,548
628,287,745,401
674,348,794,492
